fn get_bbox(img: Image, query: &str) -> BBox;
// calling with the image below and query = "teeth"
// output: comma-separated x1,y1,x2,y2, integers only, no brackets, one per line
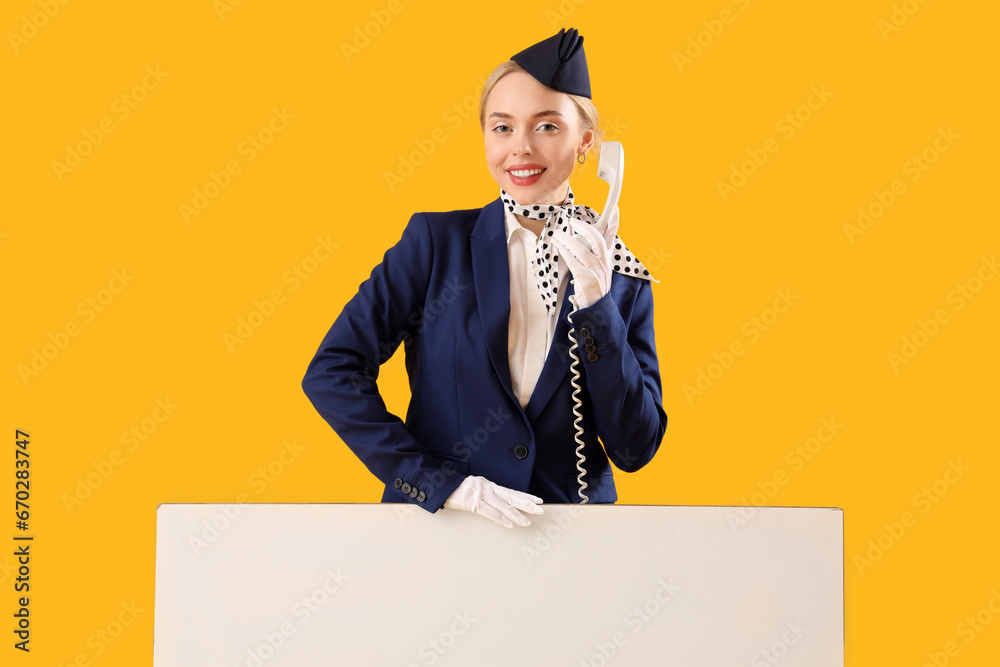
511,168,544,178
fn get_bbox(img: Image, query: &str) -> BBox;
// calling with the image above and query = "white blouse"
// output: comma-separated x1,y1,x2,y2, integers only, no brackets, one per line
504,206,605,410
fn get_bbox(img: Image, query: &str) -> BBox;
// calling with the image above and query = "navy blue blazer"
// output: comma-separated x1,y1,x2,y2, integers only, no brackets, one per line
301,196,667,512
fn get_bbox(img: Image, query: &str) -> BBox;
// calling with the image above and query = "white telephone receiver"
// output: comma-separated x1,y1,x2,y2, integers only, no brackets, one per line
594,140,624,236
566,140,624,503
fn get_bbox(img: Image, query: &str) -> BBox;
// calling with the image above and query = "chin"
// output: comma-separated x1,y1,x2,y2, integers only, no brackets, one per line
512,187,544,205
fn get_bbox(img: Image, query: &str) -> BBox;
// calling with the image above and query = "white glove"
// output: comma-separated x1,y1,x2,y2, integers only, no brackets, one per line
443,475,544,528
553,205,621,309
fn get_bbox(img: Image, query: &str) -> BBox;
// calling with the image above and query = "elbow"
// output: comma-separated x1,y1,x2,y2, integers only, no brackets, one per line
613,405,667,473
638,399,668,471
301,362,319,400
646,409,667,469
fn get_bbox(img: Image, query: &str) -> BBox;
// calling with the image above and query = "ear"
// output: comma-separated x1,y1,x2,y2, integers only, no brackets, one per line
579,127,595,156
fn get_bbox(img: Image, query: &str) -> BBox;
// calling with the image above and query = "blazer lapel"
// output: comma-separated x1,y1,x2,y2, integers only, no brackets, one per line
470,197,576,422
470,198,517,406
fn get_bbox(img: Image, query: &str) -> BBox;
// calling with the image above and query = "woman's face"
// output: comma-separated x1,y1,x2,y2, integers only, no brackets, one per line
483,71,593,207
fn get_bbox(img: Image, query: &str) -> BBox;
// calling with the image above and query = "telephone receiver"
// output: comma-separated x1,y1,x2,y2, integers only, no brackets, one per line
594,140,624,237
572,141,623,250
566,140,624,504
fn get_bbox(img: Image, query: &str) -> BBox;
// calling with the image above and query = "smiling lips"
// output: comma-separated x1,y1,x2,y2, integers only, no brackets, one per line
508,164,546,185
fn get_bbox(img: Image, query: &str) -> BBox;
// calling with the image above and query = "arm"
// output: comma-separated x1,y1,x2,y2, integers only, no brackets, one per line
567,278,667,472
301,212,466,512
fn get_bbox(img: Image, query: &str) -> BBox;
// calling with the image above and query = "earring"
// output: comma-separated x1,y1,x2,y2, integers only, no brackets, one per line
577,153,586,164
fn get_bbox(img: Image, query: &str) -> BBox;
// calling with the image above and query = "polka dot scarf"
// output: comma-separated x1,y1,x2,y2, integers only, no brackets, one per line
500,187,656,313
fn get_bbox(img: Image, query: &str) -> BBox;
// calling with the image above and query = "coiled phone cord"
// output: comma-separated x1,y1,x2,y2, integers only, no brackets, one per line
565,277,589,504
559,140,622,505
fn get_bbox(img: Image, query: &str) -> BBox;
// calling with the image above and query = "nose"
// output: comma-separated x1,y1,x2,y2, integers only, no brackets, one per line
513,132,533,157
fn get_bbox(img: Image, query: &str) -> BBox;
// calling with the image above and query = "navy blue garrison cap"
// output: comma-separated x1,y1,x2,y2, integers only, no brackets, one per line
510,27,591,99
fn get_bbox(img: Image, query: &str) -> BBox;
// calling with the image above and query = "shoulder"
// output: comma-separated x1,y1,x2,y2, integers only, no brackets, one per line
609,270,656,316
409,198,501,240
419,204,486,230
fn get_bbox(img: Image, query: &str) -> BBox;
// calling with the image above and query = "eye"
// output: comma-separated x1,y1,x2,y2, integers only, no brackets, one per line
492,124,511,134
538,123,558,131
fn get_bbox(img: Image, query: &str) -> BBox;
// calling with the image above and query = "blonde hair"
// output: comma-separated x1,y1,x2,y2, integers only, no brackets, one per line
479,60,604,159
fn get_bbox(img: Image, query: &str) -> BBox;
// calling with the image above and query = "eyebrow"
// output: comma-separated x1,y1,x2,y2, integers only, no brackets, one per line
488,110,566,121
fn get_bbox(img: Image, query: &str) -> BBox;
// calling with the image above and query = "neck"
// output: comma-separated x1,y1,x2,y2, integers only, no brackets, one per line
514,213,545,237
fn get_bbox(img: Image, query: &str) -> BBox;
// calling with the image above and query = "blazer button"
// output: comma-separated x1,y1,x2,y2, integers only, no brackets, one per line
585,344,596,353
583,336,594,346
401,482,412,494
416,490,426,503
514,445,529,459
587,353,599,361
580,327,591,337
393,478,403,489
408,487,419,499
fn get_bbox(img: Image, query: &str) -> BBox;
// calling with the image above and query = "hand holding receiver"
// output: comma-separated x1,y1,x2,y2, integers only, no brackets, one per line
554,205,619,309
443,475,544,528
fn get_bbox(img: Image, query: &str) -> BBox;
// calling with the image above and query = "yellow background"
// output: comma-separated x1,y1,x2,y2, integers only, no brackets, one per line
3,0,998,663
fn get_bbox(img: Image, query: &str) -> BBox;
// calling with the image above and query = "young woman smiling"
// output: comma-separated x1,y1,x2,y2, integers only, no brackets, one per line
302,28,667,529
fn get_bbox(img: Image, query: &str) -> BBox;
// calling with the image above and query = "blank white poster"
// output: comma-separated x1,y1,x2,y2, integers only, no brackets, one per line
154,503,843,666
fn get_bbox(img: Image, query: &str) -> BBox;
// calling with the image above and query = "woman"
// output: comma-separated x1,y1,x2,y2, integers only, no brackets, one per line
301,28,667,529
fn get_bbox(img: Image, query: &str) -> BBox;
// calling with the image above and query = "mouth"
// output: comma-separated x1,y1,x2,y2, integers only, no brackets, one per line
507,166,546,186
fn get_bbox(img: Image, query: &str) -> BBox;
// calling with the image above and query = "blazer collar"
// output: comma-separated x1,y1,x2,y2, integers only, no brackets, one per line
470,197,576,423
